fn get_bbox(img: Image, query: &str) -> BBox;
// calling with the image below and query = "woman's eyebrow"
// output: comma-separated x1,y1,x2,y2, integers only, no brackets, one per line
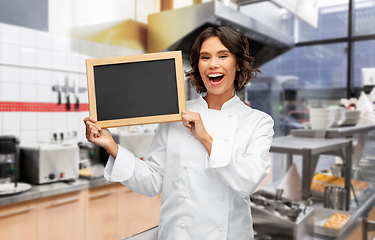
199,50,230,55
218,50,230,54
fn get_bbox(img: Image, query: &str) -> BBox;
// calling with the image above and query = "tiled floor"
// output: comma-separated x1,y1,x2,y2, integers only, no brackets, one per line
125,227,158,240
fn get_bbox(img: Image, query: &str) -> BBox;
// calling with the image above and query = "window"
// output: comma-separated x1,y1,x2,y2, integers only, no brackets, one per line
353,40,375,88
354,0,375,36
297,1,349,42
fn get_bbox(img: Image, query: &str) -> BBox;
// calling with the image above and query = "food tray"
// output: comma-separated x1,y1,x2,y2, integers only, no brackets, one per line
313,172,370,190
313,207,352,237
0,183,31,196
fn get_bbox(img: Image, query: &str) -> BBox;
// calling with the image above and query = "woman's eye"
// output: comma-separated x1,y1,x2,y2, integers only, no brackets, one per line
200,56,209,60
220,55,228,58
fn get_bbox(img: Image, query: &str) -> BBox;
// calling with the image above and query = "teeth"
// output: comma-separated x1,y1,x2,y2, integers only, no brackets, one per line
208,73,223,77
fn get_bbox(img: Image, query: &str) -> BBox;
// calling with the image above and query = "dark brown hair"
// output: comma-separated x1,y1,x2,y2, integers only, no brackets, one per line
185,26,260,93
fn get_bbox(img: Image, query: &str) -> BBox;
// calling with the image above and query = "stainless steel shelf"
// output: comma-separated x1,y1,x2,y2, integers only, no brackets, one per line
290,124,375,139
270,136,352,210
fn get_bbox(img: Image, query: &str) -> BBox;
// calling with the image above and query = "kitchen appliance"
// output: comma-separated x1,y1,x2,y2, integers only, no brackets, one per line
250,190,314,240
324,186,347,210
78,142,110,169
148,1,294,65
78,142,109,179
20,143,79,184
0,135,20,184
78,142,97,169
330,163,345,177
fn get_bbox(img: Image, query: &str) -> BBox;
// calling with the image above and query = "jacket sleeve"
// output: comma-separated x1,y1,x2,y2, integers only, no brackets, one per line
104,123,168,197
205,115,274,198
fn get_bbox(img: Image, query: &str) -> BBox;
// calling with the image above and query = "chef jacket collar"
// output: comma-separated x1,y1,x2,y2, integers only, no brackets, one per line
198,94,240,111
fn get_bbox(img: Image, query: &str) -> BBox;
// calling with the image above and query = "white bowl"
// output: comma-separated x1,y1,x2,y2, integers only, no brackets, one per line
310,115,331,120
341,117,359,126
310,118,332,129
345,116,360,120
310,108,330,112
310,112,330,118
309,108,330,118
345,110,361,118
329,108,346,127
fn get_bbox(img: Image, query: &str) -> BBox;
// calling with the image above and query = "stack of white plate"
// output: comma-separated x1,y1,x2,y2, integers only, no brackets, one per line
342,110,361,126
329,107,346,128
309,108,332,129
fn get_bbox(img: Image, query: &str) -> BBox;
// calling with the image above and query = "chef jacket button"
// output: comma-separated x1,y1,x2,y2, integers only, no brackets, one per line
218,227,223,232
224,137,229,142
228,114,233,117
219,197,223,202
188,134,191,138
184,164,187,169
182,223,185,228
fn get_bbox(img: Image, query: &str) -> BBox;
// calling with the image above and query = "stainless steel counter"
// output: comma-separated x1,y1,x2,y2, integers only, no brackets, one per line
313,184,375,240
0,177,113,207
262,181,375,240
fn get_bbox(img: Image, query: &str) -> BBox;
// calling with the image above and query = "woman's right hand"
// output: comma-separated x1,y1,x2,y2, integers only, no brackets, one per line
83,117,118,158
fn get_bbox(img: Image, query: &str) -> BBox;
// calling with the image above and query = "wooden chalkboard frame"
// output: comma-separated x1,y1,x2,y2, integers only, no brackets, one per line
86,51,186,128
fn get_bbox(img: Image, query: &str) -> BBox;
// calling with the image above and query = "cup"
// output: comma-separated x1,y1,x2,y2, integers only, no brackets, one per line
324,186,346,210
328,107,346,128
330,163,345,177
309,108,333,129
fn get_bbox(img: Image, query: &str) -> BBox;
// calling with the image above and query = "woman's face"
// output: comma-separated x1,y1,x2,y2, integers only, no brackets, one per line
198,36,239,97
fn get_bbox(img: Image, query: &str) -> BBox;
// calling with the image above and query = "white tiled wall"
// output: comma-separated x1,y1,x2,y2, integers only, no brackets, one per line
0,22,144,144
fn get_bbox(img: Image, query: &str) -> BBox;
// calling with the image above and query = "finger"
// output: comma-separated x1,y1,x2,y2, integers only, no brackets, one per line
83,117,98,125
87,128,99,139
86,134,95,143
182,120,190,129
181,117,192,130
86,121,101,131
90,125,99,134
182,111,193,118
83,117,91,123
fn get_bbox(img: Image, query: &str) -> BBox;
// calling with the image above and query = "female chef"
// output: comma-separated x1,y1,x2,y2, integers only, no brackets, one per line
84,26,274,240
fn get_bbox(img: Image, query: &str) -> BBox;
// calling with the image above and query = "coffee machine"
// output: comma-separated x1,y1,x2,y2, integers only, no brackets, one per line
0,136,20,184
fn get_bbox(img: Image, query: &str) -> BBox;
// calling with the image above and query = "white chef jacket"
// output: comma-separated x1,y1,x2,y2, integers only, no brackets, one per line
104,95,274,240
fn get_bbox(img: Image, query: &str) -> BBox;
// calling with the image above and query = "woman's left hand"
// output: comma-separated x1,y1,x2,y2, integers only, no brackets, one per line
182,111,213,154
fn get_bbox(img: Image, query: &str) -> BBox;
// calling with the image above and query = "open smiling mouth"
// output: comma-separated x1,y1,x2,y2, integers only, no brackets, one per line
208,73,224,85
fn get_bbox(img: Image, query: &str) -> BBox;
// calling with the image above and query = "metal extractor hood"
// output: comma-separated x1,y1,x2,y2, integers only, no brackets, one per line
147,1,294,65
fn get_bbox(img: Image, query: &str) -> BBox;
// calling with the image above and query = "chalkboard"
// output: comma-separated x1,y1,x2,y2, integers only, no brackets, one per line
86,51,186,128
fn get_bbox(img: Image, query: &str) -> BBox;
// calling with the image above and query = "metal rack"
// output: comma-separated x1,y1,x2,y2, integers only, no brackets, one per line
270,136,352,210
290,124,375,177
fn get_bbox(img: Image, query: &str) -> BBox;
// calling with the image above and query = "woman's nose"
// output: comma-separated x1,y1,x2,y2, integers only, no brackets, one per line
209,59,219,69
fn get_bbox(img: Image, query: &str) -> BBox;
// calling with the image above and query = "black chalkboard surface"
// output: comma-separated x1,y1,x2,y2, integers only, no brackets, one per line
86,51,186,128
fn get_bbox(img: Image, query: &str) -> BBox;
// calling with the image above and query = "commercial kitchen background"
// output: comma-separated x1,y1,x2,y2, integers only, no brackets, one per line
0,0,374,183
